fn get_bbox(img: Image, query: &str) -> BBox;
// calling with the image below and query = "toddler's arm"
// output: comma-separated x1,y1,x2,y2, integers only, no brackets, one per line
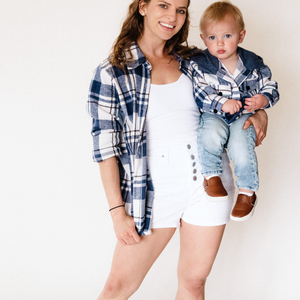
245,65,279,112
191,64,230,114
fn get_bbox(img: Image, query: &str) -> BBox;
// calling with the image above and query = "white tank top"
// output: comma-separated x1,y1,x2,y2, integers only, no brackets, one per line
146,73,200,151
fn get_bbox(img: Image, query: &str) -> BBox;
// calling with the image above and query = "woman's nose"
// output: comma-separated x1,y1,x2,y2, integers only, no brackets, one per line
167,9,177,21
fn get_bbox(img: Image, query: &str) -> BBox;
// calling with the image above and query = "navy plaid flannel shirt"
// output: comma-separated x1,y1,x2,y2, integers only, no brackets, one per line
87,44,197,235
188,47,279,118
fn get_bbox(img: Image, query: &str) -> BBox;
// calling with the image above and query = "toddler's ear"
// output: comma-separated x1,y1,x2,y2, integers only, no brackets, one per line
239,30,246,43
200,34,206,44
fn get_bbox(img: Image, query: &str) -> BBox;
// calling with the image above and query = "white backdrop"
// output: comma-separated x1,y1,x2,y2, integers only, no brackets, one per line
1,0,300,299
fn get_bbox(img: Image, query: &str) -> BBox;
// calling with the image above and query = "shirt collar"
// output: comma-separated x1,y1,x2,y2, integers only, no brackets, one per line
219,56,244,79
237,47,265,70
125,43,147,70
125,42,184,70
191,47,264,74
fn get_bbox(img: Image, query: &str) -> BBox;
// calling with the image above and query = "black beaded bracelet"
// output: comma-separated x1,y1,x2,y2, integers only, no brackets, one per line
109,204,125,212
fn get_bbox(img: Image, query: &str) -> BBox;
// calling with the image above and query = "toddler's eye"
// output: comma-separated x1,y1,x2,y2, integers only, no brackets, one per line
209,36,215,40
225,34,231,38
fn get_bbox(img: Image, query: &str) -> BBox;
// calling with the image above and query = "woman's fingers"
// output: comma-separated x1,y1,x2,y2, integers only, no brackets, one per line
243,110,268,146
120,233,140,246
114,216,141,245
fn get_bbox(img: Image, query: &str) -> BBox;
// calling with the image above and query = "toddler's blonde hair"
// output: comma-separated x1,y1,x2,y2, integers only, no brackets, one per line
200,1,245,33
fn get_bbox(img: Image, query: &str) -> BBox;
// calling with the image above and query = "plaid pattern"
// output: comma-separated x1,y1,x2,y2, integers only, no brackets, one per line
87,43,189,235
187,47,279,118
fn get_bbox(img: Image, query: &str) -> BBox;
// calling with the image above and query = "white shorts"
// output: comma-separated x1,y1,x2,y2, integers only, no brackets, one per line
148,139,235,228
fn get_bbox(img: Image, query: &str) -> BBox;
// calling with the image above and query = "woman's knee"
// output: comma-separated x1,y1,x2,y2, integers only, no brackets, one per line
101,276,139,299
179,274,207,296
178,266,211,295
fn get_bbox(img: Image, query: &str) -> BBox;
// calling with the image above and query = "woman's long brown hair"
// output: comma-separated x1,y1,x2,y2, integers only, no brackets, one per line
109,0,197,68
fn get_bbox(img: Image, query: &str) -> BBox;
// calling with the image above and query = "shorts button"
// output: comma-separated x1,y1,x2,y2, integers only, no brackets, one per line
187,144,191,149
191,155,195,160
193,176,197,181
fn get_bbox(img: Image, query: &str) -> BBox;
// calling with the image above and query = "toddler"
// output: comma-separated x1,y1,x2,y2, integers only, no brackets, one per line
193,1,279,221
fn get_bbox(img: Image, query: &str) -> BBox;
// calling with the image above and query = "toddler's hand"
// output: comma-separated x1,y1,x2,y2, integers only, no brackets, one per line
245,94,269,112
221,99,242,114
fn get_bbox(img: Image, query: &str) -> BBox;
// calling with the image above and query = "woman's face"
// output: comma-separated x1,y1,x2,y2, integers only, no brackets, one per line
140,0,188,43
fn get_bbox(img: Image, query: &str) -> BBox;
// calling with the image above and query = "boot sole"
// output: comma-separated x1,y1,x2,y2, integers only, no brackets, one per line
230,196,258,221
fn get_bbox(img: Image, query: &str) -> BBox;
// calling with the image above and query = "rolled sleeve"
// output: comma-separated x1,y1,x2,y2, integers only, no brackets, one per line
258,66,279,109
87,65,124,162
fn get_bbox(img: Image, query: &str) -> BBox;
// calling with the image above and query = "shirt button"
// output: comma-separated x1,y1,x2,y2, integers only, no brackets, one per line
193,169,197,174
193,176,197,181
192,162,196,167
213,109,218,113
191,155,195,160
187,144,191,149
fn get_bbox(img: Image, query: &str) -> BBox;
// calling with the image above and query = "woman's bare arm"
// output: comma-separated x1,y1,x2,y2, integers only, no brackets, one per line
99,157,141,245
243,110,268,146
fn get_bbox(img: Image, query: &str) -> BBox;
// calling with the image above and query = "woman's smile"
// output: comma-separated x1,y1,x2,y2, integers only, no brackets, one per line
159,21,176,29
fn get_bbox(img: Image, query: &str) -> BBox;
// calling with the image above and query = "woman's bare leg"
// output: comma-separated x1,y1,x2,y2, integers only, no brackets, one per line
176,221,226,300
97,228,176,300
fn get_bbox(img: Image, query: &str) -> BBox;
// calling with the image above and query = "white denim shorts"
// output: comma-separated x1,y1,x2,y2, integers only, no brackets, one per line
148,139,235,228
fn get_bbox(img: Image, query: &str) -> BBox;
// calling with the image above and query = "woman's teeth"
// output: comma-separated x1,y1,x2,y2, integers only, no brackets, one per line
159,22,175,29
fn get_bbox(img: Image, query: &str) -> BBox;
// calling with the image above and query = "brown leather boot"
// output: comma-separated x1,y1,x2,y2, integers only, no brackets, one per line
230,193,257,221
203,176,228,201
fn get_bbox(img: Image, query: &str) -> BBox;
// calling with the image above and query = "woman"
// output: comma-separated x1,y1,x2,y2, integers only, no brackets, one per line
87,0,267,299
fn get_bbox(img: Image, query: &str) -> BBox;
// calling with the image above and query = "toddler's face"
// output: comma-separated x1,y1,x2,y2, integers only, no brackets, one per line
200,15,245,64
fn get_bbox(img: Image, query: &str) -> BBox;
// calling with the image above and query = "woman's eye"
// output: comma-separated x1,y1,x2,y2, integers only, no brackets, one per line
209,36,215,40
177,9,186,14
225,34,231,38
160,4,167,9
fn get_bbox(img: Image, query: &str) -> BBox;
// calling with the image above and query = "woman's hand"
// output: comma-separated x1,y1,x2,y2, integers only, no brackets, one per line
243,110,268,146
98,157,141,246
111,209,141,246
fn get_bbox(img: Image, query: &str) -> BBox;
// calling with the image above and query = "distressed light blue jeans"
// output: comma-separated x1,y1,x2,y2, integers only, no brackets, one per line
197,112,259,191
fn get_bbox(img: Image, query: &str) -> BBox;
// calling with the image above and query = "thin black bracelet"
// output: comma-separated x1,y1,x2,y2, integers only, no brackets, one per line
109,204,125,212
